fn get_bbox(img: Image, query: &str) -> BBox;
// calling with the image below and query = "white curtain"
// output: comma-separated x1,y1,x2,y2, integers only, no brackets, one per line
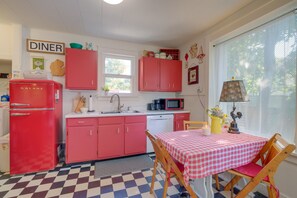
212,11,297,142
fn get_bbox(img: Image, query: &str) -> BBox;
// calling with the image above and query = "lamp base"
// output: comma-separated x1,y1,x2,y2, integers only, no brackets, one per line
228,121,240,134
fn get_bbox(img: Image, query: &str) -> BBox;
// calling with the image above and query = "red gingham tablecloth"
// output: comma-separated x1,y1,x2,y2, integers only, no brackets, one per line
155,130,267,184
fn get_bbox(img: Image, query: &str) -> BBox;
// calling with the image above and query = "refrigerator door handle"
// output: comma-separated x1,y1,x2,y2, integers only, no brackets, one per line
11,103,30,107
11,113,31,116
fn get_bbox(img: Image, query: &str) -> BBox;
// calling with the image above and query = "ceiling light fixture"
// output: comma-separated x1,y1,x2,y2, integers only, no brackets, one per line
103,0,123,5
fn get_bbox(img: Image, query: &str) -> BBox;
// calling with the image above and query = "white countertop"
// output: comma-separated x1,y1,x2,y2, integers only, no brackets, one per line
65,110,190,118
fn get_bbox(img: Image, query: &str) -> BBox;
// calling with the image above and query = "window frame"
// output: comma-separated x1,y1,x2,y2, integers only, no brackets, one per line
209,7,297,148
101,49,137,97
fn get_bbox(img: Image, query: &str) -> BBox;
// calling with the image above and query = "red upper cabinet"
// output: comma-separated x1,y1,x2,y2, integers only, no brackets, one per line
170,60,182,91
159,59,182,91
139,57,182,92
139,57,159,91
65,48,98,90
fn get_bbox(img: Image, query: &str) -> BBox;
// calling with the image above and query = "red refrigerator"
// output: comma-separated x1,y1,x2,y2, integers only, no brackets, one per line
9,79,62,175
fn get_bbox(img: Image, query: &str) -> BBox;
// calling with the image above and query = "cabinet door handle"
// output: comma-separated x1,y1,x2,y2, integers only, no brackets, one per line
177,123,179,128
172,83,175,88
78,121,85,124
91,80,94,85
11,113,31,116
117,128,120,134
168,83,170,88
126,127,129,133
11,103,30,107
90,130,92,135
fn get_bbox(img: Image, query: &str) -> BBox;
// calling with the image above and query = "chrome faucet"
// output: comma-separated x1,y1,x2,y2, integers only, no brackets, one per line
110,94,124,112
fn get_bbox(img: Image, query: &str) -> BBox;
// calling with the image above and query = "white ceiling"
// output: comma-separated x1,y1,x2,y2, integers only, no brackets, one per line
0,0,254,48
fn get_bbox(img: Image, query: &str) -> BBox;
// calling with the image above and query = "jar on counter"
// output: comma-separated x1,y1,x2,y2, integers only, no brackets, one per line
1,94,9,102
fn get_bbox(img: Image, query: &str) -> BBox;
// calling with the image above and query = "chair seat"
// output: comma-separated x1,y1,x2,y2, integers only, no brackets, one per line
160,158,185,175
173,158,184,173
232,162,269,182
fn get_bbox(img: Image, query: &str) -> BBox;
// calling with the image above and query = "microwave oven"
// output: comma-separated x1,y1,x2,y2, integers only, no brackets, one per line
159,98,184,110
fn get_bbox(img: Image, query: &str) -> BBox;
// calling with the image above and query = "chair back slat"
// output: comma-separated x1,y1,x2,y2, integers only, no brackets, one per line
183,121,207,130
256,133,296,168
156,139,198,198
263,144,280,165
146,130,169,170
145,130,198,198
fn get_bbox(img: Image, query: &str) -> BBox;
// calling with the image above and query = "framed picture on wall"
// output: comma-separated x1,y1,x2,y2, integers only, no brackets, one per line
32,57,45,70
188,65,199,85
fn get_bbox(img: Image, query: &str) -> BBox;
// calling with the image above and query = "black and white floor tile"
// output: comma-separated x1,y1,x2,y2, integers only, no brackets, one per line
0,154,267,198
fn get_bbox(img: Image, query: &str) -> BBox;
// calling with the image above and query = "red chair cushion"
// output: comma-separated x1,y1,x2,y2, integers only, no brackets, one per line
171,158,184,173
232,162,269,182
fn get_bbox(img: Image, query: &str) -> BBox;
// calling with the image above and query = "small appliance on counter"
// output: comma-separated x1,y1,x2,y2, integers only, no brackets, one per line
147,98,184,111
160,98,184,110
154,99,161,110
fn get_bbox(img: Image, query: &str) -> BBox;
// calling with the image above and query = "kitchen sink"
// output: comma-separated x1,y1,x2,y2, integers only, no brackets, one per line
100,110,141,114
100,111,121,114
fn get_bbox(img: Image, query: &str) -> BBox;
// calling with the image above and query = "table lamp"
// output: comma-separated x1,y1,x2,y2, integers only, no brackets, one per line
219,79,249,134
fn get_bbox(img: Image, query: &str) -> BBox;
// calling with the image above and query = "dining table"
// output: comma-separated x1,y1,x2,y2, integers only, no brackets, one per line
155,129,267,198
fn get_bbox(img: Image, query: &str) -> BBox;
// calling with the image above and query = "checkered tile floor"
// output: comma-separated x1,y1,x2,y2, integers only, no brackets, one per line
0,154,267,198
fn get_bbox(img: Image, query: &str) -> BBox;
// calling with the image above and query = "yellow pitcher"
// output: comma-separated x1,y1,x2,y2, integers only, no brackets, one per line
210,116,223,134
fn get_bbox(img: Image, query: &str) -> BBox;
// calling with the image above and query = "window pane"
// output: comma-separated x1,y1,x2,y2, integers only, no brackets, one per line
105,58,131,75
105,77,131,93
213,12,296,142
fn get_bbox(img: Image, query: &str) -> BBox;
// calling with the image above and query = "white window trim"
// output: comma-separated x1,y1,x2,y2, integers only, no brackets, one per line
100,48,137,97
209,3,297,149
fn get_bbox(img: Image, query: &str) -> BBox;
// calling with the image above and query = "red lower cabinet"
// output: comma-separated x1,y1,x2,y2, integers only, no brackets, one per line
125,123,146,155
174,113,190,131
98,124,124,159
66,116,146,163
124,117,146,155
66,121,97,163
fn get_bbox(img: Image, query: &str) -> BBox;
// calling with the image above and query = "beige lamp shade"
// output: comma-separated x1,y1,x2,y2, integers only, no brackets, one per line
219,80,249,102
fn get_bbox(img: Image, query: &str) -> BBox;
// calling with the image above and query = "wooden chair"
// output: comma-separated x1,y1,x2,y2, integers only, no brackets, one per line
145,130,197,198
183,120,221,190
183,120,208,130
224,133,296,198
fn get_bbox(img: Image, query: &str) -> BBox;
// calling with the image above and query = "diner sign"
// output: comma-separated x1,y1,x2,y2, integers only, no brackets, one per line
27,39,65,55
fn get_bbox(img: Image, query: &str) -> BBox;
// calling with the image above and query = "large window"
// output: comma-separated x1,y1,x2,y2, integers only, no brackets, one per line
102,52,135,95
212,11,297,142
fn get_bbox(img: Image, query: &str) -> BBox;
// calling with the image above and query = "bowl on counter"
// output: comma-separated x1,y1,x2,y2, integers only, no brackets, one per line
80,107,88,114
70,43,83,49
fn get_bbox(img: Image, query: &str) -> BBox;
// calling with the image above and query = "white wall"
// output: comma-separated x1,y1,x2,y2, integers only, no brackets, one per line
0,23,12,60
178,0,297,197
3,26,176,142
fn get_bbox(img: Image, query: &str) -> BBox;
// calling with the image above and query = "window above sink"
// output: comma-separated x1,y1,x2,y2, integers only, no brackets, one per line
101,49,137,97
